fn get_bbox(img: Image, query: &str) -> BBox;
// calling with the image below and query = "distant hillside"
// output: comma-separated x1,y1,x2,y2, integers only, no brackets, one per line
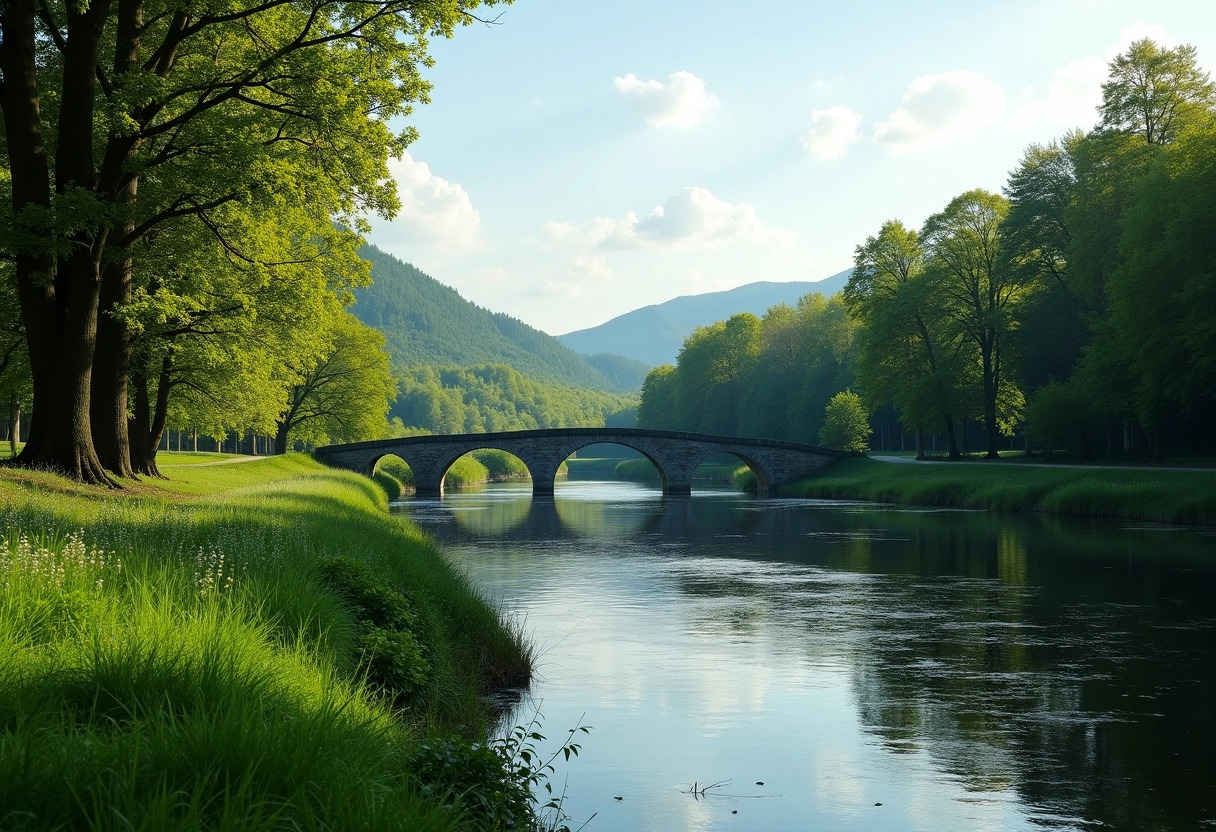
352,246,631,392
557,270,852,366
581,353,652,392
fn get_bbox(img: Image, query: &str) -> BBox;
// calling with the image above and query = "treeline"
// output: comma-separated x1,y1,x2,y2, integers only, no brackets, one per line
637,295,854,446
641,39,1216,461
394,363,638,435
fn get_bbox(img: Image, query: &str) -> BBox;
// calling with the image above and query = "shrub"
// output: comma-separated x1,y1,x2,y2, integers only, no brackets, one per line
819,390,872,453
315,557,431,703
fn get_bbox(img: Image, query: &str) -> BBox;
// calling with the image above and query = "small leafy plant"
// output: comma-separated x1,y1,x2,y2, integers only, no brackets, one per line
315,556,431,703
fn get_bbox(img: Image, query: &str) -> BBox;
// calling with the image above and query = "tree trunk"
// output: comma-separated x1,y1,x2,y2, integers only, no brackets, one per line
914,424,926,460
128,347,170,478
2,0,118,486
92,251,136,478
7,393,19,457
943,414,962,460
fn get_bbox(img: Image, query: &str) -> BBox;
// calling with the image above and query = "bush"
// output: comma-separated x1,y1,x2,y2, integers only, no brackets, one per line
375,455,414,486
472,449,529,480
819,390,872,452
408,738,534,831
315,556,431,703
444,455,489,488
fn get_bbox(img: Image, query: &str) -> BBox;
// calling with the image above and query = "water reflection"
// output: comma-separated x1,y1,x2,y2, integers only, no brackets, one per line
398,483,1216,832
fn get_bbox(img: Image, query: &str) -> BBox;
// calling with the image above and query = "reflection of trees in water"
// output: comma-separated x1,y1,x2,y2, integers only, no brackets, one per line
665,506,1215,831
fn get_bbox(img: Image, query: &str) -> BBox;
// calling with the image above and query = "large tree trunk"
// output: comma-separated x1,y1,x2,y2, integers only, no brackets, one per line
943,414,962,460
2,0,117,485
914,424,926,460
92,249,136,477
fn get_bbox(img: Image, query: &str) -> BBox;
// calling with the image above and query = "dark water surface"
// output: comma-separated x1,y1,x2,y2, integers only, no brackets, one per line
397,481,1216,832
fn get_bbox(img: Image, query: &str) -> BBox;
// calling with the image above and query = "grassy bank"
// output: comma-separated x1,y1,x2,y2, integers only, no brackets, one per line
0,453,540,830
784,457,1216,525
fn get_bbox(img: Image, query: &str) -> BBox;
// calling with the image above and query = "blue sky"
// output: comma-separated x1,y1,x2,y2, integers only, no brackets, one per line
364,0,1216,335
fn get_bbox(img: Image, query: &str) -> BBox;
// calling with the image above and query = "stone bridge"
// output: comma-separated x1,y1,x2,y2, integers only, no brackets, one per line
315,428,844,498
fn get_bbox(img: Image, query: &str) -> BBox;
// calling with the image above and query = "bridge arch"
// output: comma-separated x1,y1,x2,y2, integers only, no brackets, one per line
687,450,771,494
316,428,843,499
560,440,668,493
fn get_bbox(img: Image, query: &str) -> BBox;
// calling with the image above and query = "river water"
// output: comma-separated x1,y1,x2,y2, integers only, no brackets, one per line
398,481,1216,832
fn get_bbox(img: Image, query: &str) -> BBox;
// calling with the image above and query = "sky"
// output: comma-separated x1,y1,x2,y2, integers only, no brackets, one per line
364,0,1216,336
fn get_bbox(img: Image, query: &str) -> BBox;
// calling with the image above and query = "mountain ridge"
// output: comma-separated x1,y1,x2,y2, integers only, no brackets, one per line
557,270,852,366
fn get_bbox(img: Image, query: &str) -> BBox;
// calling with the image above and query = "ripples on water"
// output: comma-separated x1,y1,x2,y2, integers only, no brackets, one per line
397,481,1216,832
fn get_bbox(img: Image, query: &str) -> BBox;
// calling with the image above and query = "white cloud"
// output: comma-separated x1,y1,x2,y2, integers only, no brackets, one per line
1107,22,1174,56
1010,24,1181,131
473,267,508,286
381,152,480,247
542,254,615,298
801,106,863,159
873,70,1005,153
560,187,795,251
613,71,720,128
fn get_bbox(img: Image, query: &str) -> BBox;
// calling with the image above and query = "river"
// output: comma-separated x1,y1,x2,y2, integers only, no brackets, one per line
397,480,1216,832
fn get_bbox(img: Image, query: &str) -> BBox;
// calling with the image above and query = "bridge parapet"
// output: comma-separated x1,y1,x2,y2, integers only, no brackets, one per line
315,428,844,498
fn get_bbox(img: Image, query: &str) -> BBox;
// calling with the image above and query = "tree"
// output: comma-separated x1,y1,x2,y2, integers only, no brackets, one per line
846,220,964,459
922,190,1022,458
819,390,870,453
1100,39,1215,146
1094,120,1216,458
274,312,397,454
0,0,500,482
637,365,678,430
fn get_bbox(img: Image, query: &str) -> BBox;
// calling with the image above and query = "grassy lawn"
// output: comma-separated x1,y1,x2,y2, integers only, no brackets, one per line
0,453,537,830
785,456,1216,525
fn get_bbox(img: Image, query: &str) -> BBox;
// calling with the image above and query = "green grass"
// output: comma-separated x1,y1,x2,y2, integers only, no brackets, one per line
0,454,535,830
785,456,1216,524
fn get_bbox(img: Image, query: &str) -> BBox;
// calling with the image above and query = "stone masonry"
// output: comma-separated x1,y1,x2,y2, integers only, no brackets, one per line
315,428,844,498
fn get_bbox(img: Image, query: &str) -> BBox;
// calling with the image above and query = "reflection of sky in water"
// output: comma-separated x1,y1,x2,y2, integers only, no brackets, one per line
398,482,1216,832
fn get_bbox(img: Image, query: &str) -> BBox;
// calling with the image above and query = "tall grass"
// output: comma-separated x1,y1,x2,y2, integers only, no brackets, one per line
785,457,1216,524
0,455,535,829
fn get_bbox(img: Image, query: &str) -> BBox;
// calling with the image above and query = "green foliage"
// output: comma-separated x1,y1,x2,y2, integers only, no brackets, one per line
409,739,533,830
395,363,636,435
1100,39,1215,145
1026,381,1101,456
0,456,534,829
581,353,653,391
637,295,857,444
444,455,491,489
354,247,631,392
819,391,872,452
472,449,530,480
275,310,399,452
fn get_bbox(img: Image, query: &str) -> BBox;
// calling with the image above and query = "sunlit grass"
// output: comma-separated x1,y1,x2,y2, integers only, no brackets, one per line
0,453,534,829
786,457,1216,524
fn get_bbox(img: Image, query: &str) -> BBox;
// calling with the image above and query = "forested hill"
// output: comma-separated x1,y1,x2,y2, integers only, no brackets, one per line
352,245,637,392
557,270,852,366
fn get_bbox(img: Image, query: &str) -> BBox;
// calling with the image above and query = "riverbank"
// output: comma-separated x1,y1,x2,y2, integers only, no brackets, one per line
783,456,1216,525
0,453,538,830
